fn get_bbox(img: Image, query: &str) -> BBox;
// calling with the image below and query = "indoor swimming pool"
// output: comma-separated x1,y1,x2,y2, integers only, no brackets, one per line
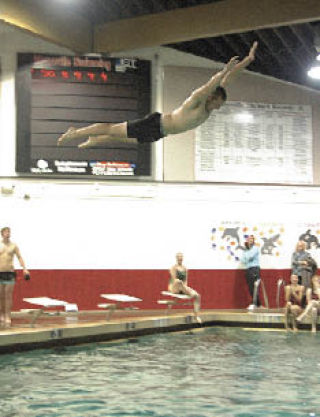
0,326,319,417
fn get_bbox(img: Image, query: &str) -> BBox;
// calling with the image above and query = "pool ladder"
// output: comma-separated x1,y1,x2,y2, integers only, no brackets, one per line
276,278,286,310
252,279,269,308
252,278,286,310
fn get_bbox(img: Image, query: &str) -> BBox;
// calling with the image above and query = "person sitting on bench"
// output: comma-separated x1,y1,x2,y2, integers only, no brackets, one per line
284,274,305,332
168,252,201,323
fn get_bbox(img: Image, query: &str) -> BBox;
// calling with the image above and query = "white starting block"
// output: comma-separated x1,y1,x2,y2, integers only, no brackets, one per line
157,291,193,314
98,294,142,320
22,297,77,327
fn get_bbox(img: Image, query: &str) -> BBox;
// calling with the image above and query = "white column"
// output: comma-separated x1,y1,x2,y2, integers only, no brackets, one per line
0,33,17,177
152,53,164,182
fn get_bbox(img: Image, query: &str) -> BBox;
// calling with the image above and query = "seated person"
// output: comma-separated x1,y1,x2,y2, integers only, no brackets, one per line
291,241,317,289
284,274,305,332
169,252,201,323
297,273,320,333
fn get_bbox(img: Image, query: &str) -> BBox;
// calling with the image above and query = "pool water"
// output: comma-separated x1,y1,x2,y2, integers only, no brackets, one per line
0,327,319,417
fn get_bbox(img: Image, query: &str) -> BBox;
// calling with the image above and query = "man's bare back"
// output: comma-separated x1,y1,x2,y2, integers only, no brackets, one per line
162,94,223,135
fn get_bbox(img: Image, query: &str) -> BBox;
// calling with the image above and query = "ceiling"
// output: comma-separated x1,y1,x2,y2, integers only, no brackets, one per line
75,0,320,91
1,0,320,90
169,21,320,89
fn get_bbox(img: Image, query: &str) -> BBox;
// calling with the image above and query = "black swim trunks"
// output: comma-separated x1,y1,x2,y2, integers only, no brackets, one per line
0,271,16,284
127,112,165,144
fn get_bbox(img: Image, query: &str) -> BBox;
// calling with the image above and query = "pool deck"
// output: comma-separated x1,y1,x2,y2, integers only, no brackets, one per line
0,308,314,353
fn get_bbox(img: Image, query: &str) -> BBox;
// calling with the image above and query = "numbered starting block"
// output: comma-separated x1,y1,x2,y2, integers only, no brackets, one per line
22,297,78,327
98,294,142,320
157,291,193,314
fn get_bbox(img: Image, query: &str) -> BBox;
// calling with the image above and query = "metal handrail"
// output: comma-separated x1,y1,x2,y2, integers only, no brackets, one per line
253,279,269,309
276,278,286,309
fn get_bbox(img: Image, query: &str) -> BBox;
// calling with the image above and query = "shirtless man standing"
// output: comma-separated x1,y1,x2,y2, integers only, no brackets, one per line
0,227,29,328
57,42,257,149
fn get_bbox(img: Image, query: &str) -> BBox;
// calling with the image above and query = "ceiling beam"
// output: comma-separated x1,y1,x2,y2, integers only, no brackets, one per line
254,30,284,68
94,0,320,53
221,35,247,58
289,25,315,62
273,27,307,70
0,0,93,53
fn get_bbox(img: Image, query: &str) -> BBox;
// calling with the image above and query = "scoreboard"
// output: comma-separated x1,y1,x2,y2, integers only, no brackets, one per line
16,54,151,177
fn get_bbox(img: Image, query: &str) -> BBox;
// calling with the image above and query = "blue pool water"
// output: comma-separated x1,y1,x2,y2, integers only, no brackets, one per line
0,327,319,417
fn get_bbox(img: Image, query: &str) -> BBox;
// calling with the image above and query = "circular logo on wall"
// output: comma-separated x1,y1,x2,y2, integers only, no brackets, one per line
37,159,49,169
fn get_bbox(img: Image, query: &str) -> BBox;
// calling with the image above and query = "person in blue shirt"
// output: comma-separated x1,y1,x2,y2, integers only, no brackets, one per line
241,235,261,309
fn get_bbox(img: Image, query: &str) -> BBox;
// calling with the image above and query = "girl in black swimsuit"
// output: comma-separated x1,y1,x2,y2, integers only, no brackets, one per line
169,252,201,323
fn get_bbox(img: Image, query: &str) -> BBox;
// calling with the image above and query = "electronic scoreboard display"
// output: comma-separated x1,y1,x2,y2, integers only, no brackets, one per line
16,54,151,177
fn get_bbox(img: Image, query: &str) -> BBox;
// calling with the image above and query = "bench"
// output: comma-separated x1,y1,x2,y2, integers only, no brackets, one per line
22,297,77,327
157,291,193,314
98,294,142,320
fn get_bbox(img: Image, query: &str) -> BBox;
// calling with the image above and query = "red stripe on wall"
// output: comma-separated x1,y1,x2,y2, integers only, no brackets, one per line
13,269,291,311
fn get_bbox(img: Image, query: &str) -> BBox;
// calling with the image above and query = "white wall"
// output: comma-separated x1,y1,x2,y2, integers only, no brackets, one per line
2,180,320,270
2,28,320,272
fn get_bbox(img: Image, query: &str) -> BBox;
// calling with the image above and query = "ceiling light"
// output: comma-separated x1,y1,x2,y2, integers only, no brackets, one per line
308,66,320,79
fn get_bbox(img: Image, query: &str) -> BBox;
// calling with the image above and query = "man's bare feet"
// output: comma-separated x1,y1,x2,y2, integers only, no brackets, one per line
78,135,111,149
57,127,77,146
4,317,11,328
78,135,137,149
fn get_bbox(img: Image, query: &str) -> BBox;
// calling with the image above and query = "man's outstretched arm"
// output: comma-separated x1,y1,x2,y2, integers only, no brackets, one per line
189,56,239,104
220,41,258,88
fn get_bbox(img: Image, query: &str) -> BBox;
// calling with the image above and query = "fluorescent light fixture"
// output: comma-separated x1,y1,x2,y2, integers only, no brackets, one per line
308,66,320,79
234,112,254,123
